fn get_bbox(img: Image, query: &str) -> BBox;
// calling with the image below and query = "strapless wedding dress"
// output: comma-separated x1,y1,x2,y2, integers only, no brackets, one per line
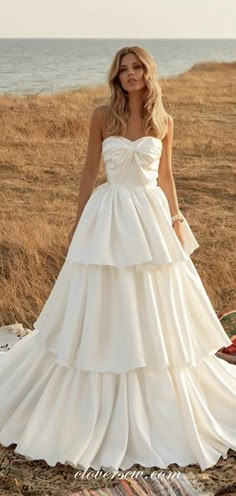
0,136,236,472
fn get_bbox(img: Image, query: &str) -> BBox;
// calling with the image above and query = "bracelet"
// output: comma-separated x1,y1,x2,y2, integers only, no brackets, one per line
171,211,184,225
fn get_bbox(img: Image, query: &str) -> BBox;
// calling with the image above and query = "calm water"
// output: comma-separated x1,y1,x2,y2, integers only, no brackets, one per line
0,38,235,95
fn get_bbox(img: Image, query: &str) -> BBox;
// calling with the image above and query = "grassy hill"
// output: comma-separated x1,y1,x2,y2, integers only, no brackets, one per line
0,61,235,327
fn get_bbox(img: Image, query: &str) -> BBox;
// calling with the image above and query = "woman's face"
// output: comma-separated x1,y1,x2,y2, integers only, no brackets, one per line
118,53,146,93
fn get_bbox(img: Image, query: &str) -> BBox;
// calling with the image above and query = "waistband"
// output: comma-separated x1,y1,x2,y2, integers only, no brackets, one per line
106,183,157,191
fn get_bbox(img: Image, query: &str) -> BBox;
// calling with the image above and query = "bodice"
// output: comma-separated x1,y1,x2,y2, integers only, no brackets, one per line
102,136,163,189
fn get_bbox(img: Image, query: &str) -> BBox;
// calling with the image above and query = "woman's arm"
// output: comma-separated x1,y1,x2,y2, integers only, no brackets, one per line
158,114,185,246
72,106,103,227
158,114,180,217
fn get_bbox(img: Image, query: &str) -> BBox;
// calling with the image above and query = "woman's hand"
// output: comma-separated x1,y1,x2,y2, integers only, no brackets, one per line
173,220,185,248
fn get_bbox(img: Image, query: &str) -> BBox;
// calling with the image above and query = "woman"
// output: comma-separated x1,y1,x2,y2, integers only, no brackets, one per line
0,45,235,473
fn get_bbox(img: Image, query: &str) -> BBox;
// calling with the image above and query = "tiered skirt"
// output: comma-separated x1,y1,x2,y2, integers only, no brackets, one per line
0,183,236,471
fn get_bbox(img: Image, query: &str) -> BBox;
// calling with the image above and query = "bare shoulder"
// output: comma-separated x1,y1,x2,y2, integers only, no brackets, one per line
92,105,109,121
90,105,109,140
90,105,104,124
98,104,110,116
97,105,110,137
167,113,174,131
162,113,174,142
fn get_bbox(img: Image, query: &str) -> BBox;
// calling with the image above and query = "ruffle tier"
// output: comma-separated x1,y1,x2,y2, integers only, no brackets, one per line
1,187,235,471
31,257,232,373
0,332,236,471
66,183,200,270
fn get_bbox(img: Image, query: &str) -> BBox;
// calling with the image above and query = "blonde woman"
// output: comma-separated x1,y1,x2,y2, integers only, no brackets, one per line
0,46,236,473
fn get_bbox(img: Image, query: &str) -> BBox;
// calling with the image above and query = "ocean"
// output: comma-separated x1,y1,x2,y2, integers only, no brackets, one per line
0,38,235,96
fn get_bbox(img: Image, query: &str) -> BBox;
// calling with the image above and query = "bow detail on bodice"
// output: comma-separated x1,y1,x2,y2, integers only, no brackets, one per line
102,136,163,189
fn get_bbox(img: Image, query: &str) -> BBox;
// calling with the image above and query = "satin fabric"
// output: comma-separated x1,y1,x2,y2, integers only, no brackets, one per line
0,136,236,472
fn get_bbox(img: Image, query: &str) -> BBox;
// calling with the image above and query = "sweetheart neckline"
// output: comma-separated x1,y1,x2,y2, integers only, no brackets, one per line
102,136,162,146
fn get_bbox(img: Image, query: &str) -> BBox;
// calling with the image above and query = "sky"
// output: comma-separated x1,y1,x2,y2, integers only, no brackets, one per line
0,0,235,39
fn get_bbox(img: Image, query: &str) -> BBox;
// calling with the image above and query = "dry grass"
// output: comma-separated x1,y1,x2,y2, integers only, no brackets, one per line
0,61,236,329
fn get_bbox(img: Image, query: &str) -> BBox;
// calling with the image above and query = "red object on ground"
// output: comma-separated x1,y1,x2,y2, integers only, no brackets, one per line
219,336,236,355
216,309,236,355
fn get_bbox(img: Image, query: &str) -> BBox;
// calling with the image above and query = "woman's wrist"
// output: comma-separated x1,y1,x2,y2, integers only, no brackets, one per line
171,210,184,226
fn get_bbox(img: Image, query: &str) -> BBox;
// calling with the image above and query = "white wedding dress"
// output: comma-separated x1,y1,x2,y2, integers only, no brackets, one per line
0,135,236,471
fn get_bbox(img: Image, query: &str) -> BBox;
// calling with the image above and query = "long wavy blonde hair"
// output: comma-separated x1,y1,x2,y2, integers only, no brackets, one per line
104,46,169,140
